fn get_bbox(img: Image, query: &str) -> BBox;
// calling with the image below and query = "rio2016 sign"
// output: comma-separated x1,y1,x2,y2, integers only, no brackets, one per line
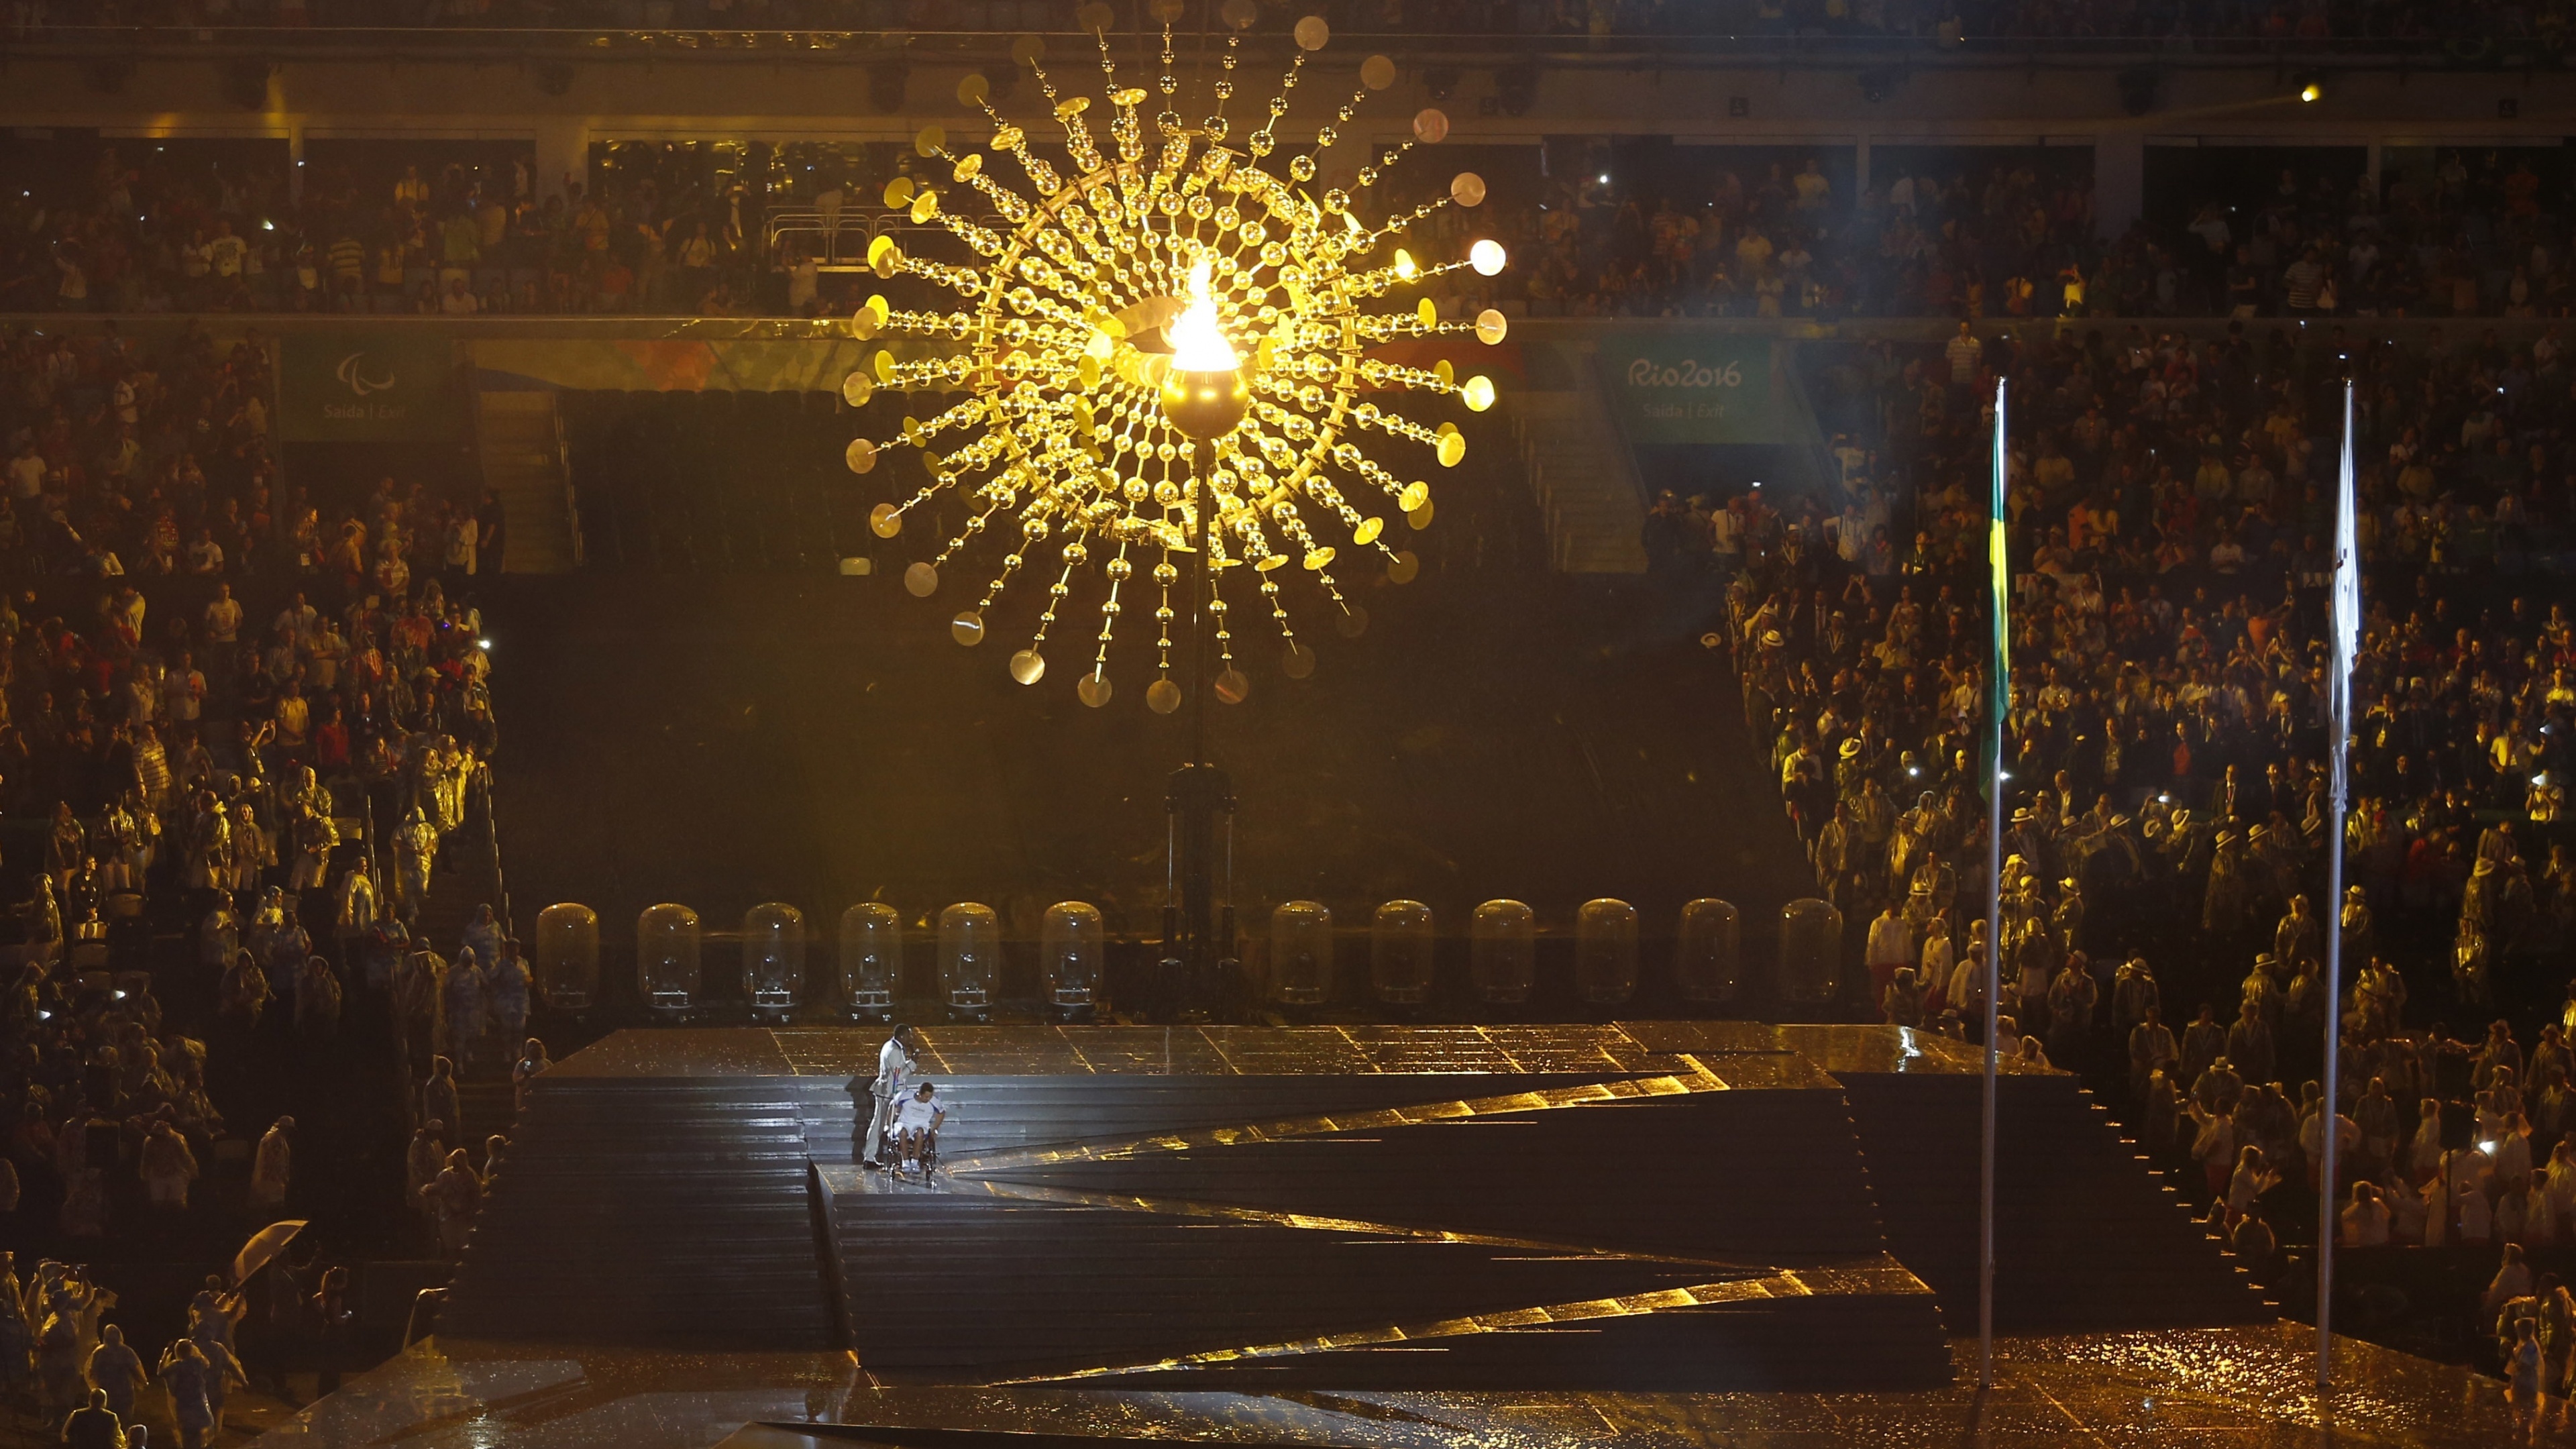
1604,334,1775,444
1626,356,1748,390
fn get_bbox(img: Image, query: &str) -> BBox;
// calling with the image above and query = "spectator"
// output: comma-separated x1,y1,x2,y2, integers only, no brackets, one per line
422,1148,482,1258
2340,1181,2392,1246
57,1386,122,1449
511,1037,552,1114
140,1122,199,1213
421,1055,460,1139
2489,1242,2536,1318
249,1116,293,1214
82,1322,144,1425
157,1332,237,1449
310,1264,354,1397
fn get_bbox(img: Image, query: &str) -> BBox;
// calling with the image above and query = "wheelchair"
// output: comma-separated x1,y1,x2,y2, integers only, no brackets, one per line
877,1117,941,1181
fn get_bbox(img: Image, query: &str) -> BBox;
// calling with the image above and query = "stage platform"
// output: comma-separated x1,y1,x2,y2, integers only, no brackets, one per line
435,1022,2273,1384
245,1026,2564,1447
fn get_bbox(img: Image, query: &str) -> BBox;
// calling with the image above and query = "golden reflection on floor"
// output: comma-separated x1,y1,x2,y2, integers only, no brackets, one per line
252,1324,2570,1449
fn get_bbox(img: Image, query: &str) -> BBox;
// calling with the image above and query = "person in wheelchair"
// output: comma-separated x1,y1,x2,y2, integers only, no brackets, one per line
890,1078,945,1179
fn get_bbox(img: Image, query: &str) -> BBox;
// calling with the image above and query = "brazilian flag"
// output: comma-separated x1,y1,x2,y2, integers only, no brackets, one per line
1981,379,2009,801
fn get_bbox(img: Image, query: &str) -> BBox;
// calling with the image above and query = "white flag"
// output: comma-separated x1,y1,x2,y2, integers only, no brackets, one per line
2329,381,2361,807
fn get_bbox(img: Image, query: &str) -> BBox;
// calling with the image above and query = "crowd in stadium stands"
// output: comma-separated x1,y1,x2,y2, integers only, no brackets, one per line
1699,309,2576,1366
5,0,2571,46
0,320,539,1441
1511,147,2573,321
0,142,778,319
7,133,2568,325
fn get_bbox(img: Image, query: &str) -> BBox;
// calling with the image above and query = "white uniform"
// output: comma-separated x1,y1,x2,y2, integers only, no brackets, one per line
894,1092,944,1136
864,1037,908,1159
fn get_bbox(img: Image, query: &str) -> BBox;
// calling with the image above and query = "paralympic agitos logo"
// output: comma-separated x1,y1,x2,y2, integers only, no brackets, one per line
321,347,411,426
335,351,397,397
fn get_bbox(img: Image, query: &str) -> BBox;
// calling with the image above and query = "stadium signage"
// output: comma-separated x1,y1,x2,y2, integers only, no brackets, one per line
1625,356,1747,390
1602,332,1775,444
280,332,458,441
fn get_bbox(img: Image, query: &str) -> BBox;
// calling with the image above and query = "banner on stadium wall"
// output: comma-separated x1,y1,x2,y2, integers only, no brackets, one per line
279,332,459,442
1597,332,1776,444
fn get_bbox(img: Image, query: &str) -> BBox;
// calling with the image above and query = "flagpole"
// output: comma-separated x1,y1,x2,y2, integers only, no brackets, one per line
2317,378,2359,1393
1980,374,2008,1393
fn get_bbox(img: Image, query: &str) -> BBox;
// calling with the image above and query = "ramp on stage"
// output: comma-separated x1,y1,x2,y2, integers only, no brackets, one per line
437,1023,2265,1393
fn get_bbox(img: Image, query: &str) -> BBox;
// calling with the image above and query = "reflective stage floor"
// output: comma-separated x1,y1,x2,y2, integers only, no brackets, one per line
246,1026,2566,1446
253,1326,2573,1449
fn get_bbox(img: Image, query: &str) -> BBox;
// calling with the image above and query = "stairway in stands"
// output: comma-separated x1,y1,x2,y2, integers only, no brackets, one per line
476,390,581,574
1509,383,1647,574
441,1076,836,1348
412,780,505,977
1838,1072,2274,1334
453,1078,518,1151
